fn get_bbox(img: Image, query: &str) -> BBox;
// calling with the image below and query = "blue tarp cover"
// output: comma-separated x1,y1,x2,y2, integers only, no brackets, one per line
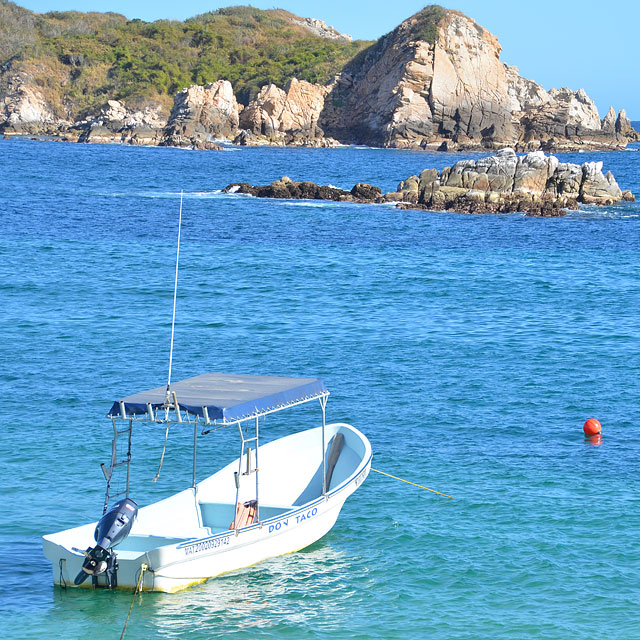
108,373,327,423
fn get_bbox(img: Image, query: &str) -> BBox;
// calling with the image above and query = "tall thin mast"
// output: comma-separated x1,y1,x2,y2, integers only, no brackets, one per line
166,190,183,405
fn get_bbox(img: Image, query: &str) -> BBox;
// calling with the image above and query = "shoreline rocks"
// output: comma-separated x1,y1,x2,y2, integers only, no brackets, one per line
235,79,336,147
160,81,238,149
73,100,167,145
0,72,69,135
223,149,634,217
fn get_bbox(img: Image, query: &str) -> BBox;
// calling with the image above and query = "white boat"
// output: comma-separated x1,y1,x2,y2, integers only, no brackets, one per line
43,372,372,593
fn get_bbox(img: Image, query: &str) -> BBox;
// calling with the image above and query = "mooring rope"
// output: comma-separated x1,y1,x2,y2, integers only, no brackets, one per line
119,563,148,640
371,468,454,499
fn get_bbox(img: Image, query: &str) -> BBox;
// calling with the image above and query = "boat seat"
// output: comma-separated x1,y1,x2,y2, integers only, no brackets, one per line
229,500,257,529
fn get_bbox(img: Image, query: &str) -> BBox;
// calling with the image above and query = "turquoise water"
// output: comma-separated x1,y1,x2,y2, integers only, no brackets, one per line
1,139,639,639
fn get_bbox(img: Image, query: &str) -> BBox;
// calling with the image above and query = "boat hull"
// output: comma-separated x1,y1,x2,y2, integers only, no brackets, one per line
43,423,371,592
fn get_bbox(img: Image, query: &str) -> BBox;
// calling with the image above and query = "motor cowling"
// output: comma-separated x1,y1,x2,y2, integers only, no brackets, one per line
74,498,138,586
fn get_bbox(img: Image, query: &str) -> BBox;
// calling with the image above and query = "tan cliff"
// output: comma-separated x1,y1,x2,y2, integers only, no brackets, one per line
1,71,67,135
160,81,239,149
321,7,638,151
321,9,518,148
234,78,337,147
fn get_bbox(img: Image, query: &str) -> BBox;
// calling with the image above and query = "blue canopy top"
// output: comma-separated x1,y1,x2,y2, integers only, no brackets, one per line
108,373,328,424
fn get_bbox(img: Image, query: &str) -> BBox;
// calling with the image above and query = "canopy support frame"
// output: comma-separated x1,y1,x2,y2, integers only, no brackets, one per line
103,378,330,517
232,419,260,534
321,395,327,497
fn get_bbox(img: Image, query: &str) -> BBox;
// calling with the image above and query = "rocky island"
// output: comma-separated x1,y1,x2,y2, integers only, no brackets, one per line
223,149,635,217
1,3,638,152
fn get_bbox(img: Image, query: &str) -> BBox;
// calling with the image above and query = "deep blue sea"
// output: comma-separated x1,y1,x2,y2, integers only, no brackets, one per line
1,137,639,639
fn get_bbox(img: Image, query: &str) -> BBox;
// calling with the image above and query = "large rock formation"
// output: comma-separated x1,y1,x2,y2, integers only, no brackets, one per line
74,100,167,145
223,149,634,217
0,72,67,134
161,81,239,149
388,148,634,214
320,7,638,151
236,78,337,147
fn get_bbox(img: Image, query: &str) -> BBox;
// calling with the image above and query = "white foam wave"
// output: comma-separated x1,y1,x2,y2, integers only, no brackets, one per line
282,201,333,208
95,189,231,199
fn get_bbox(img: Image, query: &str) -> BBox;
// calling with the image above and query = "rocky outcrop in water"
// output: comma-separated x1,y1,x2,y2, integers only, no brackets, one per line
388,149,634,215
224,176,381,201
224,149,634,217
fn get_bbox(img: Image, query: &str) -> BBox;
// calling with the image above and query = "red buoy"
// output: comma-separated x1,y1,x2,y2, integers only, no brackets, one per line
583,418,602,436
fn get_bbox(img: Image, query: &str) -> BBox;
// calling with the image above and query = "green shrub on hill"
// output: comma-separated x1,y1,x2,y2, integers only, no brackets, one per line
0,1,371,118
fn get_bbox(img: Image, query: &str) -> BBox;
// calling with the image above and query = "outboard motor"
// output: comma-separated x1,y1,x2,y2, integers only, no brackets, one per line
74,498,138,588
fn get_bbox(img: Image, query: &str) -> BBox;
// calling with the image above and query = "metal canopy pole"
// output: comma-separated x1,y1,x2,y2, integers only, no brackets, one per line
125,418,133,498
255,416,260,523
233,422,244,534
320,396,327,496
192,420,197,488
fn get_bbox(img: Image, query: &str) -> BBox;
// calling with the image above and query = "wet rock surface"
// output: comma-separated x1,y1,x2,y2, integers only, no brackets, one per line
224,149,634,217
224,176,381,202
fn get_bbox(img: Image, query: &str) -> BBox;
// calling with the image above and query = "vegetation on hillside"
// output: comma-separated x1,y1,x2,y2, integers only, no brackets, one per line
408,5,446,44
0,2,371,118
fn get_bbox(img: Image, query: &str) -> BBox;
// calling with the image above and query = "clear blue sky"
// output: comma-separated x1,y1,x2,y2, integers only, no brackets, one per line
18,0,640,118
